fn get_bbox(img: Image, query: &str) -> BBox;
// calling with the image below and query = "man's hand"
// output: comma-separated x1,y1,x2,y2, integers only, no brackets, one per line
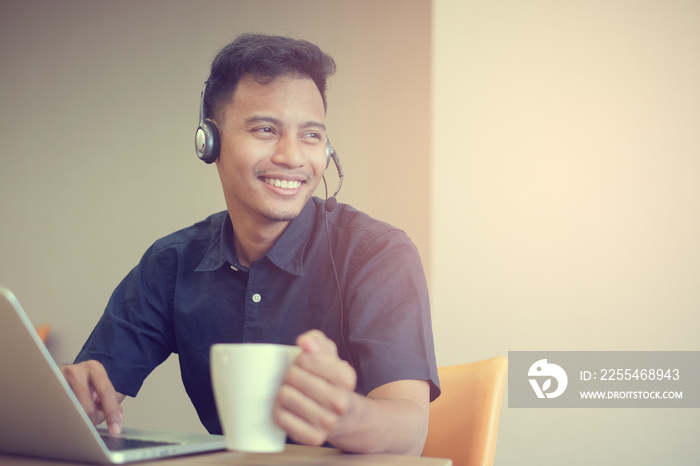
273,330,430,455
60,360,125,434
273,330,357,447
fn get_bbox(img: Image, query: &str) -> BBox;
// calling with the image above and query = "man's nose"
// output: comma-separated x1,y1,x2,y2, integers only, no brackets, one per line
271,134,304,168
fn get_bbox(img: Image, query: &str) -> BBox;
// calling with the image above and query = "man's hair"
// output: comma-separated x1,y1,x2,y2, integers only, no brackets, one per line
205,33,336,122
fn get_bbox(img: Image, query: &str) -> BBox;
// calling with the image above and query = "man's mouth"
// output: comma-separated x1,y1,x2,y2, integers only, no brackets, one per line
263,178,302,190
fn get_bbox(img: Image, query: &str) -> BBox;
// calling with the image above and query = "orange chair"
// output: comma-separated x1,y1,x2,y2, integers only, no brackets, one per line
422,356,508,466
35,324,50,344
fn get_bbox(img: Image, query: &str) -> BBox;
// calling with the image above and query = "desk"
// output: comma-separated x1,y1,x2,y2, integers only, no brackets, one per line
0,444,452,465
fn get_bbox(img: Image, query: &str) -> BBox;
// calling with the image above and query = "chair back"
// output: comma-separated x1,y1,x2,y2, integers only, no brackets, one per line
422,356,508,466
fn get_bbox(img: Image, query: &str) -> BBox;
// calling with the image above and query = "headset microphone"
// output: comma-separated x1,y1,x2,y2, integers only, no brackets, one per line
324,142,343,212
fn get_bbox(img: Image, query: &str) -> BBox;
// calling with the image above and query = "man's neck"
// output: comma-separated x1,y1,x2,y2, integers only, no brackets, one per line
230,216,290,268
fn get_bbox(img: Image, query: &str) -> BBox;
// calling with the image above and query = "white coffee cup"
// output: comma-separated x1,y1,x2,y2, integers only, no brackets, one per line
210,343,301,453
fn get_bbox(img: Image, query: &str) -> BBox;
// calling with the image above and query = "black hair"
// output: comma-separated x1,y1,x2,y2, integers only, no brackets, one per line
205,33,336,122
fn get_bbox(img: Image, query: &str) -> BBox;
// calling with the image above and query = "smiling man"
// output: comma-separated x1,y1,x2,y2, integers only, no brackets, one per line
61,34,439,455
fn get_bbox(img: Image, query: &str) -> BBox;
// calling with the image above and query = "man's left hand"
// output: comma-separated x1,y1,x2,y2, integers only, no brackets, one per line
273,329,357,446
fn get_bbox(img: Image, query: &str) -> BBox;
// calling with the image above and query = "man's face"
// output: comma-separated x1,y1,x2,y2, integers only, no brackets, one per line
214,74,327,228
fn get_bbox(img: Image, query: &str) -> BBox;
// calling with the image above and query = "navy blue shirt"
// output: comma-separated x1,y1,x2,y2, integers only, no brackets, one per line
76,197,440,434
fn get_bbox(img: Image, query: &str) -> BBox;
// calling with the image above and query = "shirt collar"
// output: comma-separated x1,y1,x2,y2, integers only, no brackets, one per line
194,211,235,272
265,199,315,276
195,200,316,276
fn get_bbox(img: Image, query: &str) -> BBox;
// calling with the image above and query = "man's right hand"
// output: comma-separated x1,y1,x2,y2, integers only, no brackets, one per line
60,360,125,434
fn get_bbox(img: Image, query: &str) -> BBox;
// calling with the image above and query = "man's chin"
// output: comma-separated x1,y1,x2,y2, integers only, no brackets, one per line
255,193,315,223
260,206,304,223
262,213,298,223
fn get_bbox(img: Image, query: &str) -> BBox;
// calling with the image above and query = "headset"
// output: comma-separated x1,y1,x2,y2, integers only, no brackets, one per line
194,82,343,213
194,81,220,165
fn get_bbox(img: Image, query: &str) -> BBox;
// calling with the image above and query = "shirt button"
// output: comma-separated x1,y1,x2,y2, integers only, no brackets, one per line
252,293,261,303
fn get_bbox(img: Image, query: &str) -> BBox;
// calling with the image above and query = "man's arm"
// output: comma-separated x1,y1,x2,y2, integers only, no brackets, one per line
273,330,430,455
60,360,126,434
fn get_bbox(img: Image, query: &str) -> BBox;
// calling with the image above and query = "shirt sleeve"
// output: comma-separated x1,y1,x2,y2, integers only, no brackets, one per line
74,243,177,397
343,228,441,401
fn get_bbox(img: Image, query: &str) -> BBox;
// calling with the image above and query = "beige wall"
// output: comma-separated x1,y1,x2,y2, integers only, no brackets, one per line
0,0,430,433
433,1,699,465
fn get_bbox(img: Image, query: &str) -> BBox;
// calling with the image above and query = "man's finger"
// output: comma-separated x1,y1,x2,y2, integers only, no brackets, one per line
87,362,123,434
60,361,124,433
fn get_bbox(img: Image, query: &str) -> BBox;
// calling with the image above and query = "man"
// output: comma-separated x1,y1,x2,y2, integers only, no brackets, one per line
61,34,439,456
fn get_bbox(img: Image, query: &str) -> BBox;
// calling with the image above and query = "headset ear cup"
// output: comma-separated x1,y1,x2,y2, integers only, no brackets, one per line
325,138,333,169
195,119,220,164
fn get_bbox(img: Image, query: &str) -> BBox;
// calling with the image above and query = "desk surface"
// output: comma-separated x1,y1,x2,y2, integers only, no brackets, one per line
0,444,452,465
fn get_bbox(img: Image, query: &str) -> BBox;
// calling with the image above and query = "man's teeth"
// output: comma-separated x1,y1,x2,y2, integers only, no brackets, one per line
264,178,302,189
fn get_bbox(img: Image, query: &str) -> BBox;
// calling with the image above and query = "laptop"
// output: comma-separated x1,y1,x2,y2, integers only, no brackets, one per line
0,287,226,464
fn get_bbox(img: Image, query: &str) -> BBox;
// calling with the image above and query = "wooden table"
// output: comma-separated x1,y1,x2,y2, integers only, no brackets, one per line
0,444,452,465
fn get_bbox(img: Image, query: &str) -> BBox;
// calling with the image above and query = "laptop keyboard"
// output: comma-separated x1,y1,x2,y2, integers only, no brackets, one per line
100,434,182,451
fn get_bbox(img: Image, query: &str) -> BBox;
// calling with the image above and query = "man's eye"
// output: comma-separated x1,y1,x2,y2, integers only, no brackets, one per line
253,126,275,134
